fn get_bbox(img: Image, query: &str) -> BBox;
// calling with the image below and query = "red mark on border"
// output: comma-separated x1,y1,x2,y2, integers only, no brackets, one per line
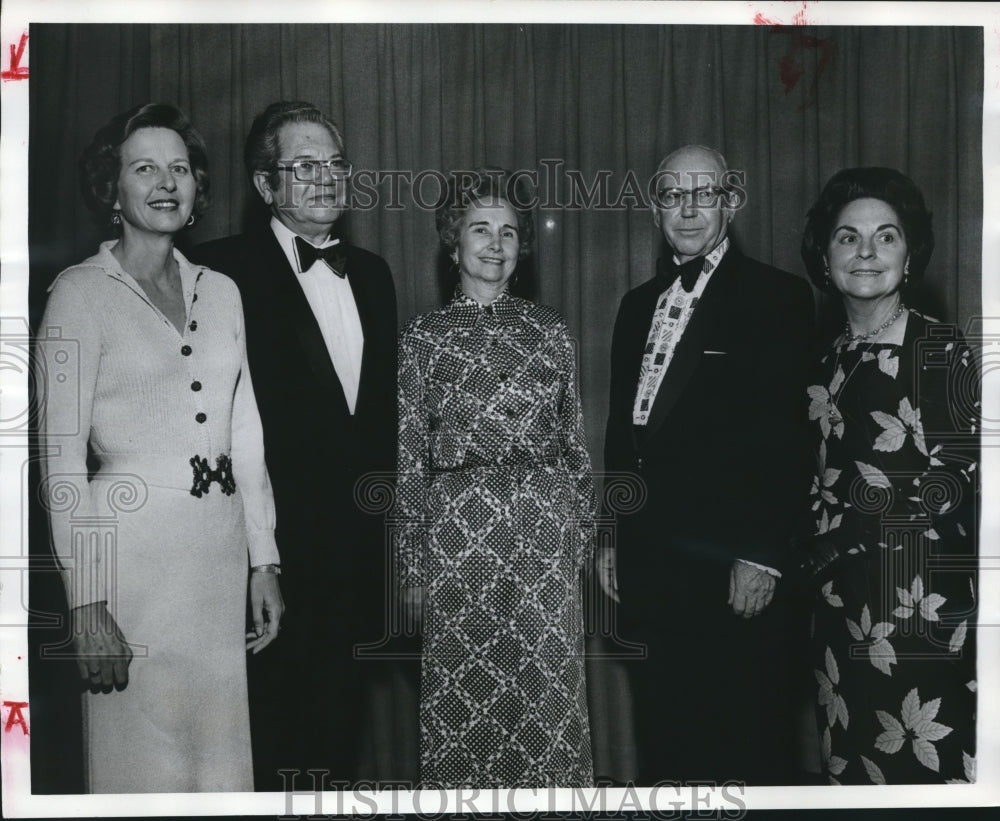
751,4,834,110
752,2,812,26
2,32,29,82
3,701,29,735
791,2,812,25
777,32,835,107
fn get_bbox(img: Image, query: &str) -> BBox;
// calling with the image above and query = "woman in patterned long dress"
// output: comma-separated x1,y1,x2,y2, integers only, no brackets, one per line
396,168,596,788
795,167,978,784
37,104,283,792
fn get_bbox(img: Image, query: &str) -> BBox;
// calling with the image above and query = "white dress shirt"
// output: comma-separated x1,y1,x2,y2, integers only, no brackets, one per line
631,237,779,578
270,217,364,414
632,237,730,425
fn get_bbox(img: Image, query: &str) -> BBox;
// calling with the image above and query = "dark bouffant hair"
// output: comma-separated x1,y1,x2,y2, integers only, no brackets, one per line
436,167,536,260
79,103,210,231
801,166,933,291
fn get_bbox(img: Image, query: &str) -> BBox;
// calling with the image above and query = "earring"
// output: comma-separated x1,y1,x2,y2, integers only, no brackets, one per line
186,214,196,227
903,260,910,287
110,210,122,226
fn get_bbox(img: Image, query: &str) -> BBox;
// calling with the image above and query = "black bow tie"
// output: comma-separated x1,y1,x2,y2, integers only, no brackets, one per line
294,236,348,277
658,255,707,292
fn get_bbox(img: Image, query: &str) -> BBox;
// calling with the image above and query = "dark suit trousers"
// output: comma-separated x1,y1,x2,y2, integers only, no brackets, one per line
620,551,795,786
247,607,368,791
245,501,392,791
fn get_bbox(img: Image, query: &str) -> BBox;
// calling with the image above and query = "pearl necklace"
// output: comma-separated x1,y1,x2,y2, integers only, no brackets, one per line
831,304,907,407
844,303,906,342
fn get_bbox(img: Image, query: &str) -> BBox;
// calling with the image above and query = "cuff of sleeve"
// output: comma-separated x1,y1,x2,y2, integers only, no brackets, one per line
396,528,426,587
60,565,108,612
399,553,426,586
247,529,281,567
399,571,426,588
737,558,782,578
577,521,596,564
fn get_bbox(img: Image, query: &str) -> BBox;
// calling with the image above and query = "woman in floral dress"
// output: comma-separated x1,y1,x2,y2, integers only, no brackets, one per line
796,167,978,784
395,168,596,788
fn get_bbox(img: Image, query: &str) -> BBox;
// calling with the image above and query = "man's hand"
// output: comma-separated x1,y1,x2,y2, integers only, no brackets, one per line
594,545,620,603
727,561,775,618
246,572,284,654
71,602,133,692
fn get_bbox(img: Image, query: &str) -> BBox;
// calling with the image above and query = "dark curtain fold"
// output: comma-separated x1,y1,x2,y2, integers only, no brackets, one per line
27,22,983,791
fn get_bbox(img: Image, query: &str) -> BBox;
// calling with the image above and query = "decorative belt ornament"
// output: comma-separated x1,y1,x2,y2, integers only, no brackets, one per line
189,454,236,497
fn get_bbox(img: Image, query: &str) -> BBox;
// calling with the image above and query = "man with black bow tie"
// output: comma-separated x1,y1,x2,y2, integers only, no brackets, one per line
193,101,398,789
599,145,814,784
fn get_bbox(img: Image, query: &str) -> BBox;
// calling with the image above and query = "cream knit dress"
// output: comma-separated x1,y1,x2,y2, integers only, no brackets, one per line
37,242,279,793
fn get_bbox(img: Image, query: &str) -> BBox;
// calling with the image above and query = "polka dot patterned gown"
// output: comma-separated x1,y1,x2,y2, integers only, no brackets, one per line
396,288,596,788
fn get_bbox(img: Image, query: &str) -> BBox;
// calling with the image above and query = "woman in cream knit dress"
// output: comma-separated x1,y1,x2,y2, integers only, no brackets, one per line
37,103,283,793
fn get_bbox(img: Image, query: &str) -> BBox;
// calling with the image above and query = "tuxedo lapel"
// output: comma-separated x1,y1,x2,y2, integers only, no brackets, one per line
259,230,352,416
346,251,378,416
622,284,664,453
642,250,738,441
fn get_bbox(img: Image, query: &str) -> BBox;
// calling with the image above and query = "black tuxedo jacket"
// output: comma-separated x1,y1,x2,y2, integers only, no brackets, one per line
192,225,399,785
193,225,398,633
604,246,815,612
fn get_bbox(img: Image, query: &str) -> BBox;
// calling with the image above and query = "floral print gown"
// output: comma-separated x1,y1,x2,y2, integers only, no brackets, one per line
805,312,978,785
396,289,596,788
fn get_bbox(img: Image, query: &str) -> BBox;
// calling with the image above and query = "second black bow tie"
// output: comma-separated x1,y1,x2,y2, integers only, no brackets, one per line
295,236,348,277
661,255,707,292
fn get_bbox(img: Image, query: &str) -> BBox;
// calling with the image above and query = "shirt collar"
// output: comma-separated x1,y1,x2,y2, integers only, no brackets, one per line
93,240,201,300
449,286,521,326
670,235,730,271
269,216,342,274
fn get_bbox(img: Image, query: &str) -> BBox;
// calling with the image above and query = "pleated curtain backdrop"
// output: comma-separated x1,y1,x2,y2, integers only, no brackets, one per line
27,23,983,790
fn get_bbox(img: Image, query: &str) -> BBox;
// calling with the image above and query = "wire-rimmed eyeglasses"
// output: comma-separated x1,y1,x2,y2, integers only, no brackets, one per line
654,186,726,209
275,159,353,182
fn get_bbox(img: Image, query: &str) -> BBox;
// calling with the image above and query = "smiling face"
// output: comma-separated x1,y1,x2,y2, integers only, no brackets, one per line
453,199,521,300
113,127,196,238
254,120,347,243
826,197,909,303
652,146,732,262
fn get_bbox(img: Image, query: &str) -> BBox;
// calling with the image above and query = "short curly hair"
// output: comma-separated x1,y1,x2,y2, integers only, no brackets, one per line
79,103,211,232
436,168,536,260
244,101,346,192
801,167,934,291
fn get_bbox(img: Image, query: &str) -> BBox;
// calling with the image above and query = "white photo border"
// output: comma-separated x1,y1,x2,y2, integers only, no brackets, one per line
2,0,998,816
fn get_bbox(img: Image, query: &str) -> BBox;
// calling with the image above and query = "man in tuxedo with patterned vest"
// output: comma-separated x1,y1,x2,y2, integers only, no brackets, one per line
194,101,399,789
599,144,815,784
